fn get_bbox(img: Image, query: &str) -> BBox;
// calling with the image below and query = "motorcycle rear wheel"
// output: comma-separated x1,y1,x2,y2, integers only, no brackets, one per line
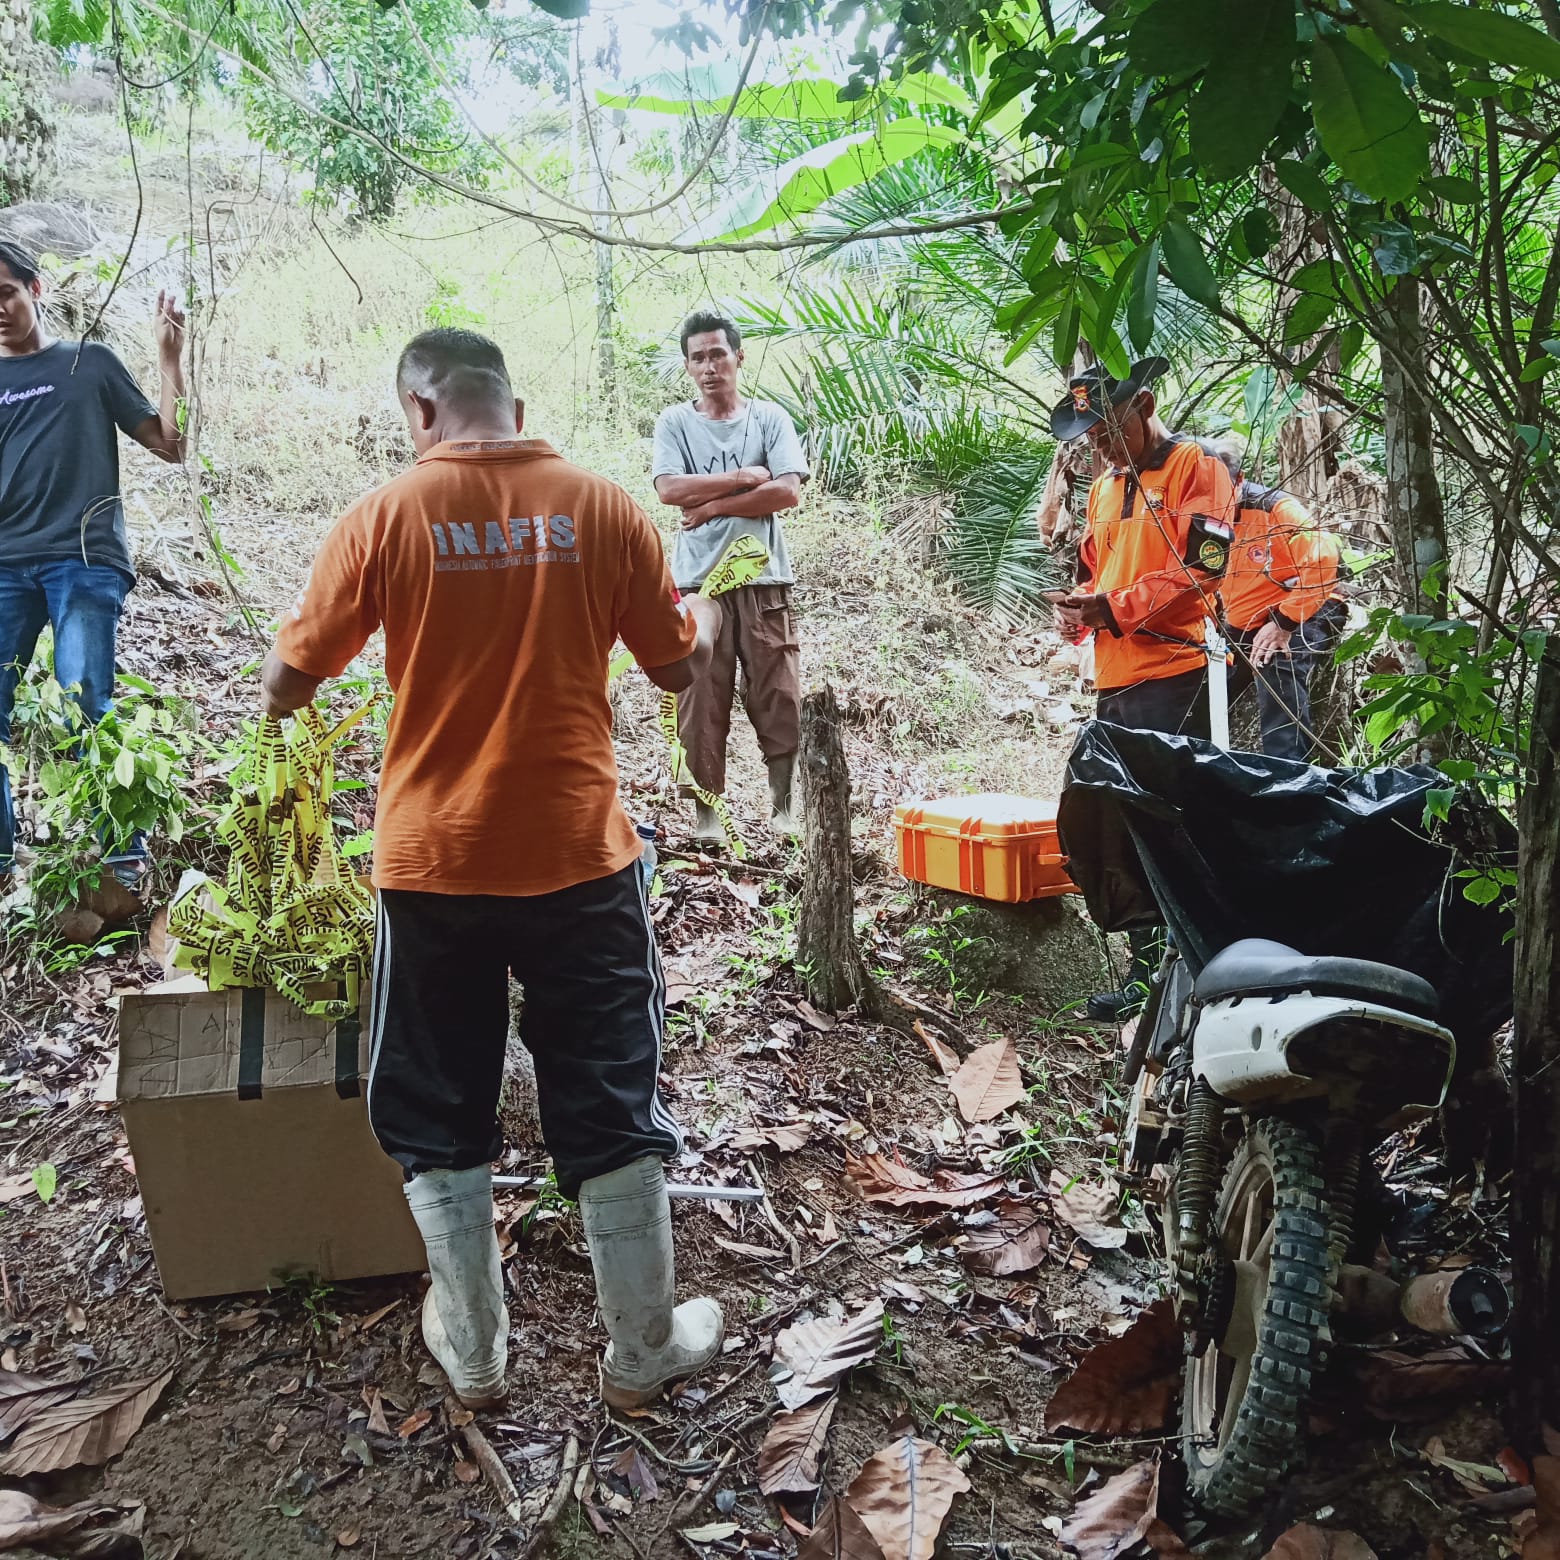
1182,1117,1332,1516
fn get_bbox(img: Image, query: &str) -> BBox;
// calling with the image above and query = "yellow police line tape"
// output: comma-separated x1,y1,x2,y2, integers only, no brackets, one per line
609,534,770,859
167,700,378,1019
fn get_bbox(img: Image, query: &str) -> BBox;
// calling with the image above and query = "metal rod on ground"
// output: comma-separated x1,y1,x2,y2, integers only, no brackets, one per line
492,1176,765,1204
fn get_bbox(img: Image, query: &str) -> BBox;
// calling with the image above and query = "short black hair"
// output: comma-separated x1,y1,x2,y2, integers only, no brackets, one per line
396,327,512,410
679,310,740,358
0,240,40,288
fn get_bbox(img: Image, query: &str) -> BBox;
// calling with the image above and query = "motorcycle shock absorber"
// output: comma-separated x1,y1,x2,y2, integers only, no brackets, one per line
1323,1116,1363,1279
1174,1077,1222,1313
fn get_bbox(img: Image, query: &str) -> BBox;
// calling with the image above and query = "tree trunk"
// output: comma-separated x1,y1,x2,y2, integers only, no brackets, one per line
0,0,55,205
797,686,882,1016
1511,646,1560,1450
1262,168,1343,504
1380,277,1451,619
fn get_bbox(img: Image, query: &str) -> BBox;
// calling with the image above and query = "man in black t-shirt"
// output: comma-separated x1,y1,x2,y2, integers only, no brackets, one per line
0,239,187,889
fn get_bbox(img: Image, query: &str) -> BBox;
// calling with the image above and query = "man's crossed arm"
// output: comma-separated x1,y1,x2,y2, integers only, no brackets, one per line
656,470,803,532
654,465,771,508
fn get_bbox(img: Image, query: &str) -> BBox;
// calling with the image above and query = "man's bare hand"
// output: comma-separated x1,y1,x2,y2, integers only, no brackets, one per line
681,503,714,530
1057,592,1111,630
1251,622,1293,667
735,464,771,489
154,290,185,364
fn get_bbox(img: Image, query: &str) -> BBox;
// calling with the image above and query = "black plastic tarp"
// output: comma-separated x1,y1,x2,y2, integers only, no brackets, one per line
1056,722,1516,1050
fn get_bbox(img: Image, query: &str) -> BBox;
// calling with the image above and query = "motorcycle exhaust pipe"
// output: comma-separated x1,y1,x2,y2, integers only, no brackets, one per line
1335,1264,1510,1337
1398,1268,1509,1338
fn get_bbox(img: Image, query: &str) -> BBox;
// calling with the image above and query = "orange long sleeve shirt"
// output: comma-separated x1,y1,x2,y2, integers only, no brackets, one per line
1220,482,1342,633
1075,436,1236,692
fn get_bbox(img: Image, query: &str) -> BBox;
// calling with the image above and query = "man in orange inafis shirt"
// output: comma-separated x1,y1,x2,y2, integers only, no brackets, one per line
262,329,723,1413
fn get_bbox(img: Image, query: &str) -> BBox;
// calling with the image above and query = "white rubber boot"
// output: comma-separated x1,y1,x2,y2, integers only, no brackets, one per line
579,1157,724,1411
766,753,799,839
404,1167,508,1409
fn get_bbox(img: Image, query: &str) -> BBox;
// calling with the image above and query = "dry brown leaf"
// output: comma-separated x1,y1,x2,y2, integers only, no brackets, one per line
0,1370,77,1441
446,1405,474,1429
728,1122,812,1154
795,999,838,1032
713,1235,788,1263
959,1199,1050,1276
147,904,173,972
346,1300,401,1335
758,1396,838,1494
798,1498,888,1560
64,1303,87,1335
215,1309,261,1333
1500,1446,1533,1486
1048,1171,1127,1249
265,1422,287,1454
0,1173,39,1205
336,1522,362,1548
1060,1455,1165,1560
1144,1517,1194,1556
397,1407,433,1439
611,1445,661,1501
0,1366,173,1477
1262,1525,1379,1560
453,1459,481,1485
1353,1347,1509,1418
773,1301,884,1411
948,1039,1026,1123
363,1388,391,1437
0,1489,138,1552
845,1154,1003,1210
913,1021,959,1077
1044,1301,1180,1436
845,1434,971,1560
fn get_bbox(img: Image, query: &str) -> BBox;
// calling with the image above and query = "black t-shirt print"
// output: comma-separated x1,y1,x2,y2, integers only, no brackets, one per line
0,339,158,579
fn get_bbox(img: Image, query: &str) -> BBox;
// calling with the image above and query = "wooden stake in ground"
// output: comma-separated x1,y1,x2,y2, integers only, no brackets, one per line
797,686,883,1018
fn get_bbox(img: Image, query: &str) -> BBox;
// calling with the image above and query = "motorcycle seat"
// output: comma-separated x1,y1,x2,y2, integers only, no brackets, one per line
1193,938,1440,1020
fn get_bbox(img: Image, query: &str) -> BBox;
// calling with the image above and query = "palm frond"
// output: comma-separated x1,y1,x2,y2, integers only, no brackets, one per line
941,443,1064,626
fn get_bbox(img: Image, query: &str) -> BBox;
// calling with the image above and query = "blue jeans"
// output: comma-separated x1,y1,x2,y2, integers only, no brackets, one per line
0,561,133,872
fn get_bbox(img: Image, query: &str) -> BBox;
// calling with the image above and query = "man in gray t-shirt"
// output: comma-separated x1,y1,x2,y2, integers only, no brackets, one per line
652,311,809,844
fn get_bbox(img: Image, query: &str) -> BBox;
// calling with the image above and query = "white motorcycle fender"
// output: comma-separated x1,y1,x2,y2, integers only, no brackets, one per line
1191,992,1457,1111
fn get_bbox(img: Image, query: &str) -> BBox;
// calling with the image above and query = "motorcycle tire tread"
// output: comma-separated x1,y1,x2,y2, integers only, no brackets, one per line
1185,1118,1333,1517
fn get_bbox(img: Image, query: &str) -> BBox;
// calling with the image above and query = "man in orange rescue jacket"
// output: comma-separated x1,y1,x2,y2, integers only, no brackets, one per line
1050,357,1236,740
1216,450,1346,761
1050,357,1236,1022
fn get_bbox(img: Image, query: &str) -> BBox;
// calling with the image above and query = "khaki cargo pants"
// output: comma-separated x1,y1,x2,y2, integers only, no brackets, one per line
676,583,800,795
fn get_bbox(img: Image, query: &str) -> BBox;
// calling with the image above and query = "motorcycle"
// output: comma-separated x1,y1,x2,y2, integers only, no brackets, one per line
1058,722,1516,1516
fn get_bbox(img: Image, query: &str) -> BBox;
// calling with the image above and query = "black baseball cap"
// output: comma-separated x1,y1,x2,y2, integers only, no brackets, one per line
1049,356,1170,441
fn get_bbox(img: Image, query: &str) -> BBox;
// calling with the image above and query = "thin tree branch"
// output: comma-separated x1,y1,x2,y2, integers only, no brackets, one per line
137,0,1033,256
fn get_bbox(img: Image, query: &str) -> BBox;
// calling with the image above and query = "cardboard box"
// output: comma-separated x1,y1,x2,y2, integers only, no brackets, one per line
117,980,426,1299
